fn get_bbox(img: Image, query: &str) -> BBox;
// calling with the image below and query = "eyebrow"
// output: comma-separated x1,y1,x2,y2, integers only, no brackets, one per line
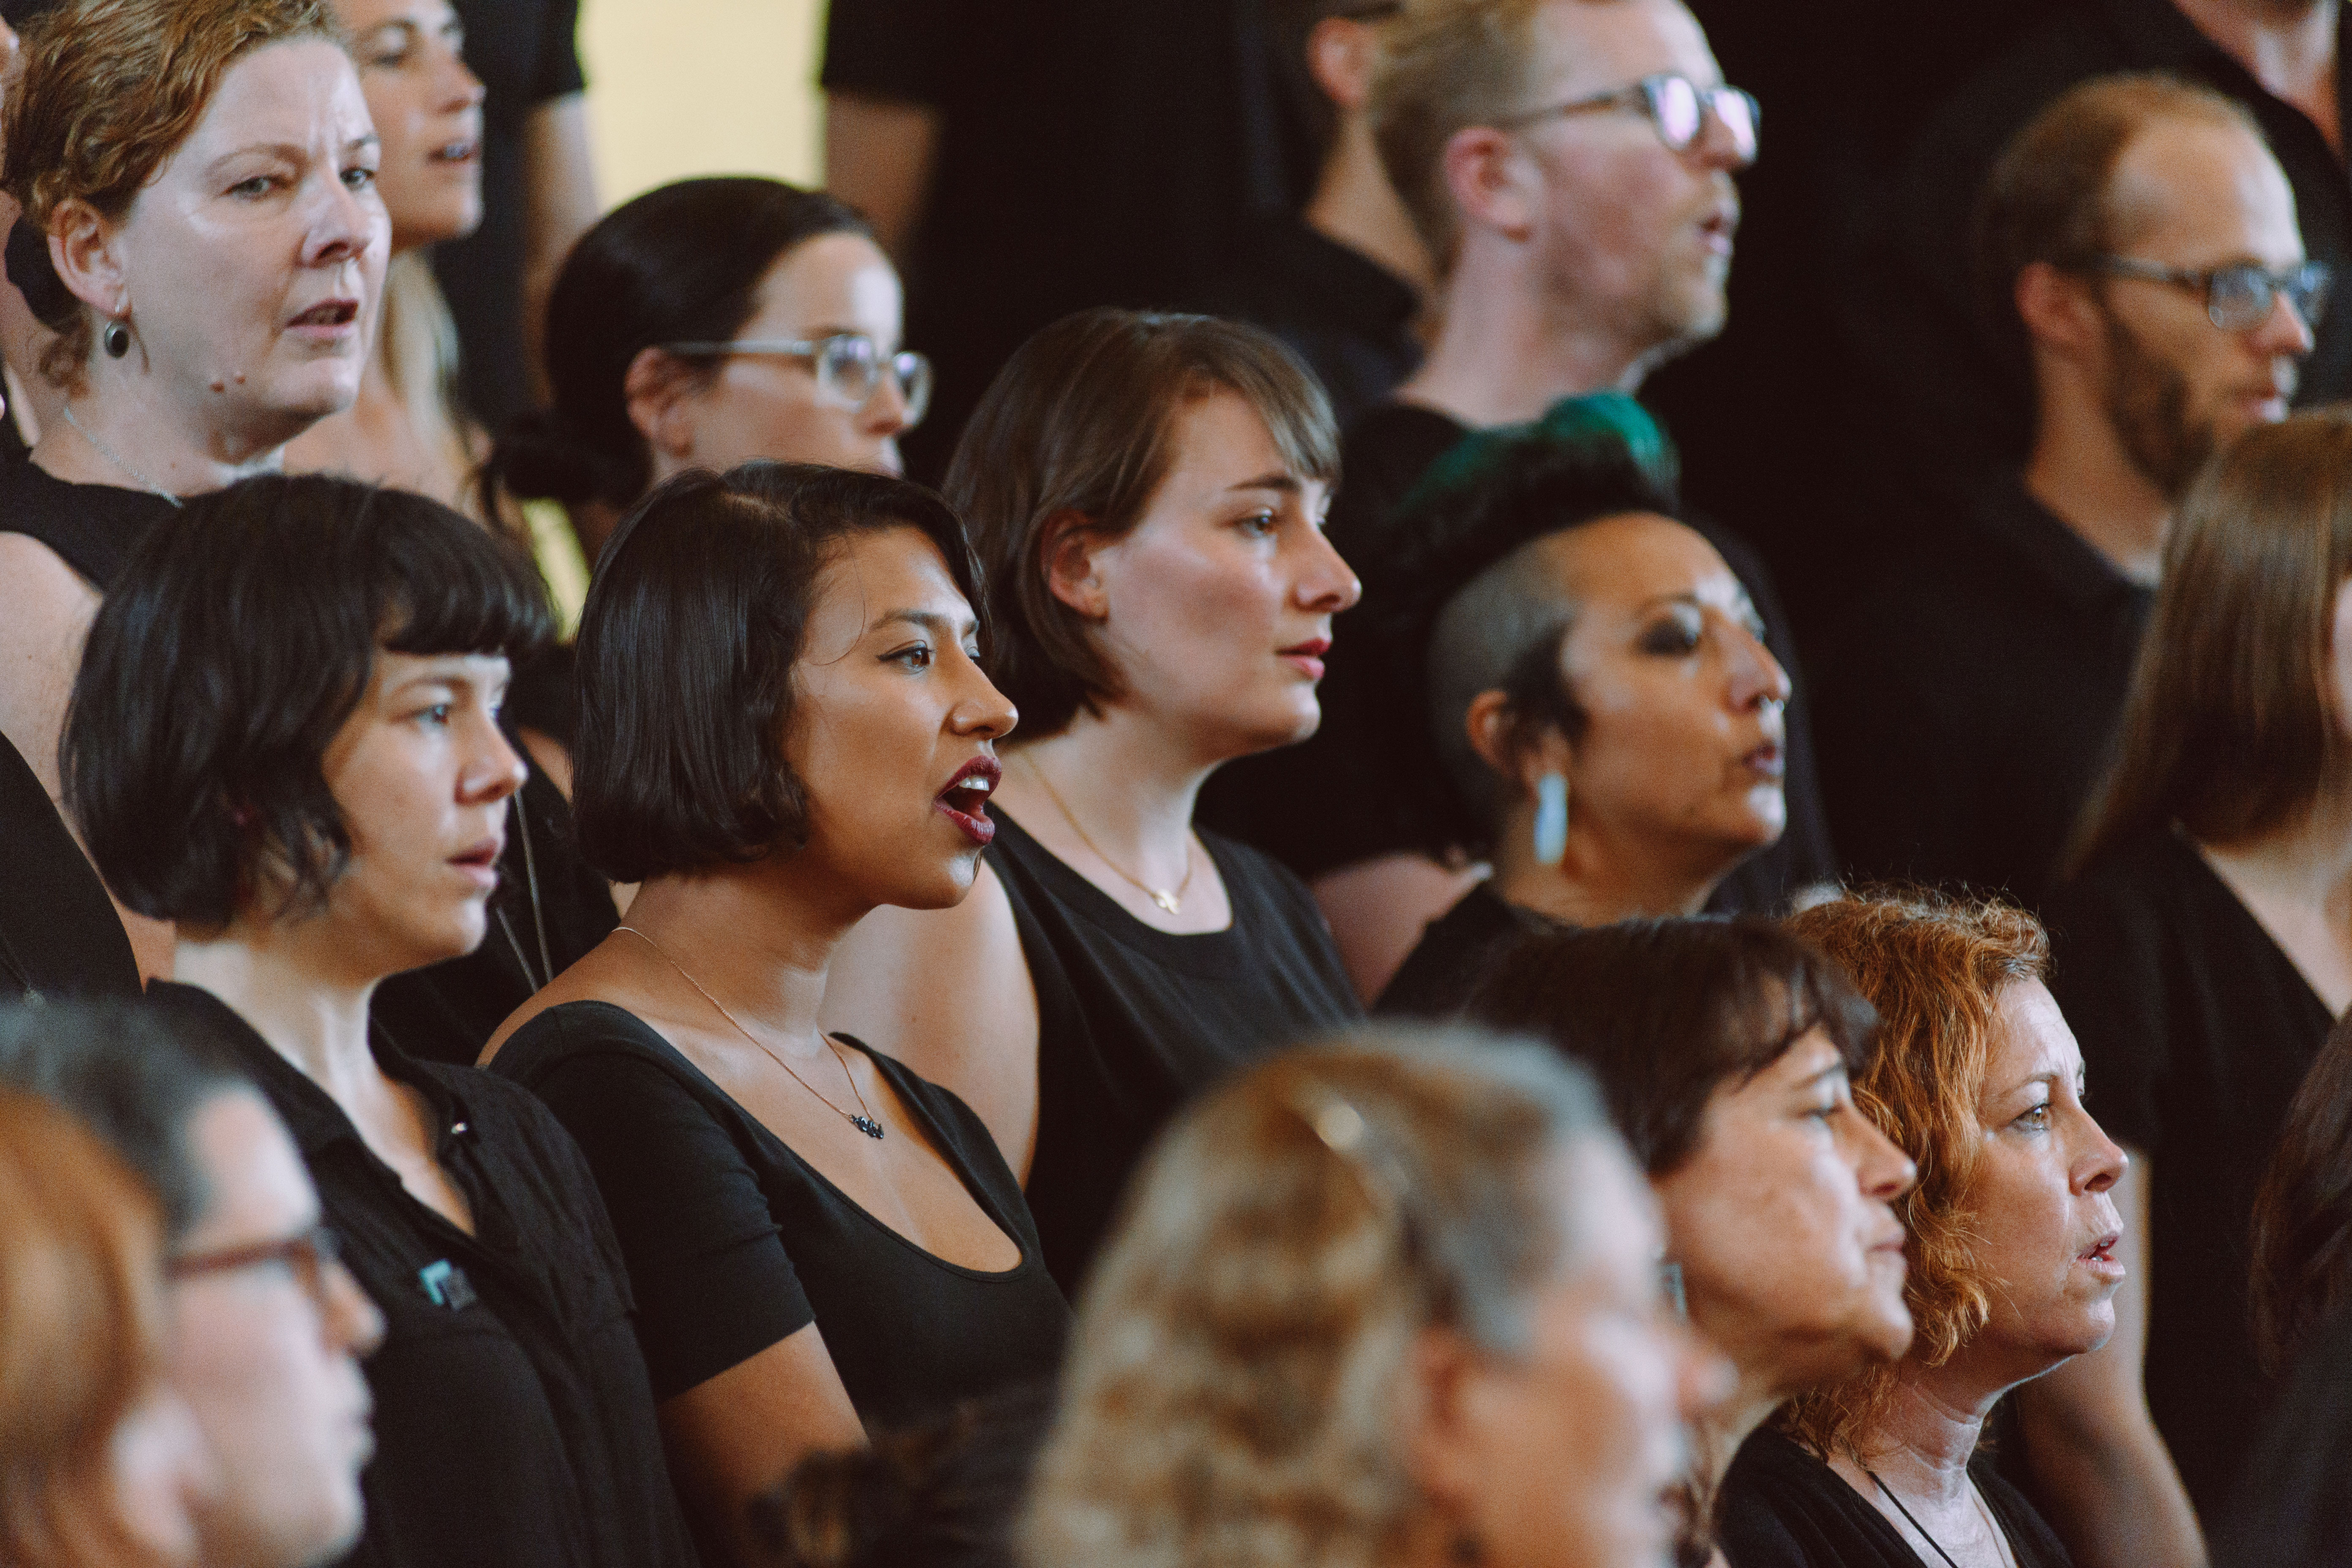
210,134,380,173
875,609,977,639
1228,471,1301,495
1791,1060,1848,1094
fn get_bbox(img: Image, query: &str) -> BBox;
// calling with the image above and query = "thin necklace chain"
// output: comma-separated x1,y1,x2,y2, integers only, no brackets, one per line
1863,1466,2010,1568
60,405,184,508
1019,751,1196,915
613,925,886,1139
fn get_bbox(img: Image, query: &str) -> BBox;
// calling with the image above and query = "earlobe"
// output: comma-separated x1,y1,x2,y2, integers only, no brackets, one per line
2015,261,2100,358
1040,509,1109,620
48,200,127,319
622,346,699,459
1403,1328,1483,1525
1443,126,1534,244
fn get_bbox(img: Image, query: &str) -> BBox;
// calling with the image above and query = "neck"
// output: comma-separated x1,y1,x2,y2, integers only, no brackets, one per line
2200,775,2352,901
1851,1361,2009,1506
1399,245,1649,426
2175,0,2339,141
1304,121,1437,296
34,374,296,495
1488,807,1725,926
1001,707,1216,862
1692,1364,1793,1504
171,923,378,1096
2021,396,2173,586
615,862,869,1042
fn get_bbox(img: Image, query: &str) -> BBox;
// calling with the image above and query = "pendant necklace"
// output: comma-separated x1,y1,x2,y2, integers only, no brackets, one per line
60,405,184,508
1863,1467,2010,1568
614,926,886,1138
1021,752,1195,915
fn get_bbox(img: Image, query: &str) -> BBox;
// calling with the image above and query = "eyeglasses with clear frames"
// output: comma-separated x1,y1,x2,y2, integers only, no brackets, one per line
168,1223,346,1314
662,333,935,429
1500,72,1760,167
2089,256,2333,334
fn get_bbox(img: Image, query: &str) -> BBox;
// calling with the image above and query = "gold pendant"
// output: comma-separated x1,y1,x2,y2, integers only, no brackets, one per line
1150,888,1181,915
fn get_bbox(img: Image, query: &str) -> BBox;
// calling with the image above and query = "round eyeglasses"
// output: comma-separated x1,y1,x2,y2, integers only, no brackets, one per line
168,1223,346,1313
1500,72,1760,166
662,332,935,428
2091,256,2333,334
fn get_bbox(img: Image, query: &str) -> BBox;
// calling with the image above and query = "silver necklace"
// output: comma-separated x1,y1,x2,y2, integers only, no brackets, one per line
60,404,183,508
613,925,886,1138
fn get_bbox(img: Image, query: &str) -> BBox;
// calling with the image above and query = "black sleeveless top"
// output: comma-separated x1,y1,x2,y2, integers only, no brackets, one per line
490,1002,1070,1428
988,806,1362,1292
0,730,138,1002
0,463,615,1062
1718,1428,2073,1568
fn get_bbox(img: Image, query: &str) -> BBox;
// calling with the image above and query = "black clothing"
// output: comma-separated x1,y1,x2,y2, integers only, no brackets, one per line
1200,400,1838,915
1189,215,1423,431
489,1002,1070,1427
144,983,695,1568
0,463,615,1067
437,0,587,429
1873,0,2352,507
2212,1305,2352,1568
1375,884,1549,1019
2042,828,2337,1516
1719,1427,2074,1568
820,0,1294,477
988,806,1360,1291
0,732,138,1002
1816,472,2153,908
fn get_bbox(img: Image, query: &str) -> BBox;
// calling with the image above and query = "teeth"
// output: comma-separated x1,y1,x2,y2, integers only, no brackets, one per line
964,774,994,794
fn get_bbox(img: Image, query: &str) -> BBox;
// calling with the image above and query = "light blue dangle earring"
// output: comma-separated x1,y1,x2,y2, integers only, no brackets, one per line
1533,772,1569,867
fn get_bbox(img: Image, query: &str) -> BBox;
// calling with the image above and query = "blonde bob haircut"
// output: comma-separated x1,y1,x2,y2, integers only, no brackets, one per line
1775,890,2050,1460
1370,0,1551,264
0,1088,171,1568
2,0,343,389
1022,1026,1612,1568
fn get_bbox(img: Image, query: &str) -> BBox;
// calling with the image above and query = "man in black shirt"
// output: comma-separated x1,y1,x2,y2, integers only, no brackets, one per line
1191,0,1431,430
1863,0,2352,511
1818,76,2316,913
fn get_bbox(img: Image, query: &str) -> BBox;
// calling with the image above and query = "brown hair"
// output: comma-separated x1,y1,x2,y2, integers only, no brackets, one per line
1774,890,2049,1460
2072,409,2352,871
0,1088,171,1568
1022,1026,1612,1568
2,0,344,387
2250,1009,2352,1375
1369,0,1548,264
944,308,1339,738
1974,73,2262,337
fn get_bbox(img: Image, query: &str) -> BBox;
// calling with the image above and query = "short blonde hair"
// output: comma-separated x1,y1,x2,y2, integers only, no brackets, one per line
1370,0,1551,262
1022,1027,1611,1568
1775,891,2049,1460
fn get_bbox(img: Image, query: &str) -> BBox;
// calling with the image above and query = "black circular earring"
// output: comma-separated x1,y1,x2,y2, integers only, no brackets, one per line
102,319,130,359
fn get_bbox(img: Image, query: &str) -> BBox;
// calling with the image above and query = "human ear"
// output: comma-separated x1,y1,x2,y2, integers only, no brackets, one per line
1442,124,1536,244
48,198,127,319
2014,261,2105,361
1402,1327,1487,1530
622,346,703,460
1306,15,1380,112
1465,691,1573,802
1040,509,1110,621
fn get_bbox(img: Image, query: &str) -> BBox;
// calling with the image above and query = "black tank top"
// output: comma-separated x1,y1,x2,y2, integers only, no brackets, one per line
988,807,1361,1292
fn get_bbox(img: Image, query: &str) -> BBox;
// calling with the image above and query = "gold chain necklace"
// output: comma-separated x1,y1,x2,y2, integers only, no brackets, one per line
1019,753,1196,915
613,926,885,1139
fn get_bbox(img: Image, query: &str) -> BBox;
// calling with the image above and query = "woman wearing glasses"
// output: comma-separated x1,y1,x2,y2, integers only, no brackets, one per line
63,475,698,1568
485,176,928,567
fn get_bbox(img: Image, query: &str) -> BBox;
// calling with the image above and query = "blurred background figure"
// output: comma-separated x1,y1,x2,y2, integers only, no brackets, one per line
1023,1026,1723,1568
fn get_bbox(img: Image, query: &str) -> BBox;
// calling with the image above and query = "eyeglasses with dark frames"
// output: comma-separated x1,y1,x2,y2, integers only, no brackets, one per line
2090,256,2333,333
661,332,935,429
168,1224,345,1313
1499,72,1759,166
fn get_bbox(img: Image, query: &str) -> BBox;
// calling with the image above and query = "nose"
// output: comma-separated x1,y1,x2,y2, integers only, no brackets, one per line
438,38,485,114
1290,520,1361,614
2074,1111,2128,1196
462,715,529,805
1851,1114,1918,1202
2258,287,2319,357
305,168,385,272
321,1261,386,1358
1725,617,1790,710
950,650,1019,743
859,368,911,439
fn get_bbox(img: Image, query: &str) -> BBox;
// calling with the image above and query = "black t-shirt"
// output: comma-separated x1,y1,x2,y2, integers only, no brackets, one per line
1188,215,1423,433
1200,400,1838,913
820,0,1293,476
435,0,587,429
2210,1304,2352,1568
0,462,618,1067
1866,0,2352,504
1375,883,1551,1020
489,1002,1070,1429
1719,1427,2074,1568
0,730,139,1002
989,806,1361,1292
144,983,695,1568
1816,471,2152,908
2042,828,2337,1516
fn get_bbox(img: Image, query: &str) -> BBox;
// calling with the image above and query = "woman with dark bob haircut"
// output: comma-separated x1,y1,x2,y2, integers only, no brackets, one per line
63,474,697,1568
484,463,1068,1565
1464,917,1916,1554
822,308,1363,1292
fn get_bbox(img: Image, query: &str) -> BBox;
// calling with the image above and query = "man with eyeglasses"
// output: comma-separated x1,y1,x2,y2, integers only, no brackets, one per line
0,1001,383,1568
1200,0,1836,1002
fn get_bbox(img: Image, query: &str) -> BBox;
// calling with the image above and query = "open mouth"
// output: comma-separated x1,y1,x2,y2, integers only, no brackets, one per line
289,299,360,330
1741,740,1785,781
936,757,1001,845
2080,1232,2123,1269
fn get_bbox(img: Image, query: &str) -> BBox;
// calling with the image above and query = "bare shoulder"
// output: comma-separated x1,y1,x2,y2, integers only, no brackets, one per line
0,533,101,792
480,942,633,1065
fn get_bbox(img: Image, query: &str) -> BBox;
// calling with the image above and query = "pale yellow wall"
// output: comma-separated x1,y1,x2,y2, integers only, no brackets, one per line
579,0,827,204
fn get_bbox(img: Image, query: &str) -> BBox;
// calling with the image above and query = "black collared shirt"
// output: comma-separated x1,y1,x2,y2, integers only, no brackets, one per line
1873,0,2352,496
1815,471,2153,908
144,984,697,1568
1189,215,1424,431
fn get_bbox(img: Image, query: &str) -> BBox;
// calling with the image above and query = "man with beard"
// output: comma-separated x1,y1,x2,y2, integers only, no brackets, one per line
1816,76,2315,906
1198,0,1838,999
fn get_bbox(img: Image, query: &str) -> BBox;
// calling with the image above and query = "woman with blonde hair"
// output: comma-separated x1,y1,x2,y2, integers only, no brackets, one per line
1716,892,2127,1568
0,1087,213,1568
1024,1026,1721,1568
